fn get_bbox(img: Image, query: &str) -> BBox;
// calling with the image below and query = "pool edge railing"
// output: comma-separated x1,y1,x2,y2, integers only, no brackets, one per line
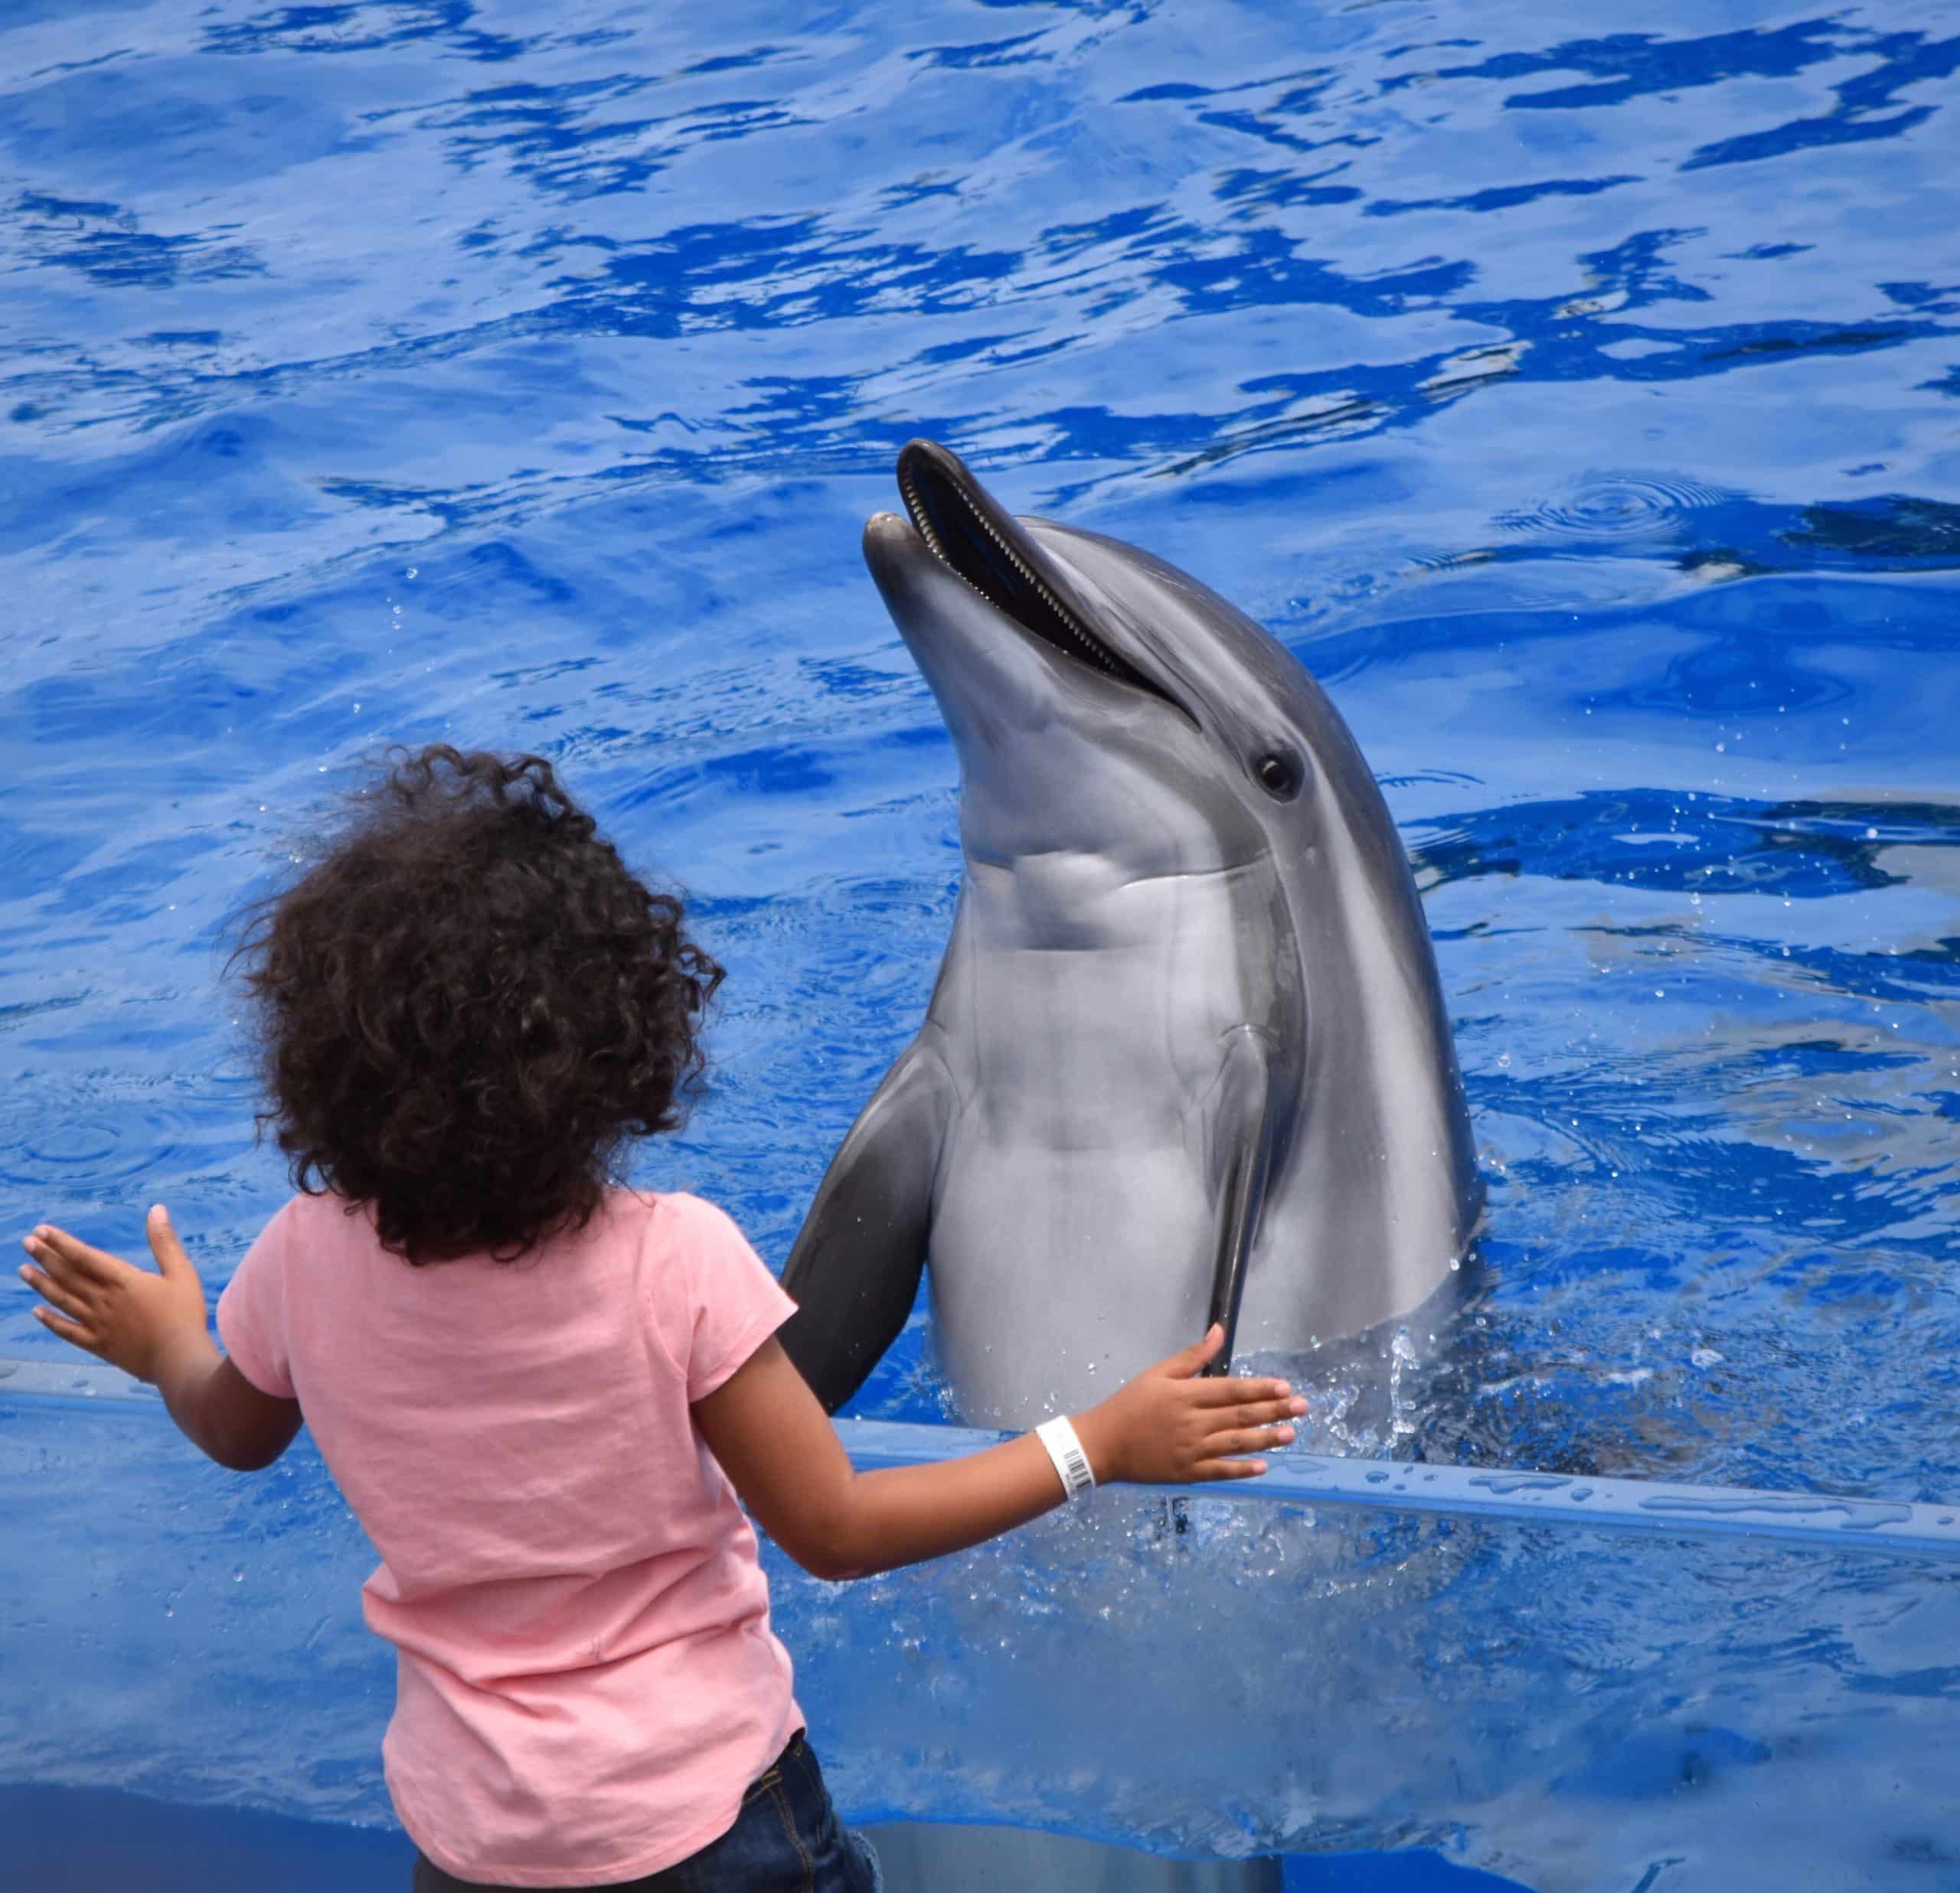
8,1355,1959,1564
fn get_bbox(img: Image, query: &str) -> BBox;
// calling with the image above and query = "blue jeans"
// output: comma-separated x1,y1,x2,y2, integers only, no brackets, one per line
411,1735,881,1893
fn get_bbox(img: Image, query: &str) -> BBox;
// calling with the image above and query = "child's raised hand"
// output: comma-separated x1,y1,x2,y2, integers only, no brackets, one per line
1073,1324,1307,1487
18,1207,210,1385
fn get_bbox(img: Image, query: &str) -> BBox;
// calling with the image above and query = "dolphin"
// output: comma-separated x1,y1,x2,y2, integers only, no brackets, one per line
782,441,1481,1428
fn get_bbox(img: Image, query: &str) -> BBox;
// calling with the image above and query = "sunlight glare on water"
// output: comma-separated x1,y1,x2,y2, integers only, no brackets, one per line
2,0,1958,1885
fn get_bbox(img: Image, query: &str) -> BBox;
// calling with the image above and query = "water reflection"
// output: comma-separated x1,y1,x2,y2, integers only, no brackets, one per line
1412,791,1960,900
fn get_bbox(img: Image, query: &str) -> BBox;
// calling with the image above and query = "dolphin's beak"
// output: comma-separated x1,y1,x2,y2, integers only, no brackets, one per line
892,440,1182,713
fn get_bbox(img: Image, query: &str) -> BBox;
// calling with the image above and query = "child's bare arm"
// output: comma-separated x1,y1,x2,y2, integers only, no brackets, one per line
694,1326,1304,1582
19,1209,302,1473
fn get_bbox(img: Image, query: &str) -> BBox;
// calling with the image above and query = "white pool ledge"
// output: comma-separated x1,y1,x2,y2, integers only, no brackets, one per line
8,1355,1958,1564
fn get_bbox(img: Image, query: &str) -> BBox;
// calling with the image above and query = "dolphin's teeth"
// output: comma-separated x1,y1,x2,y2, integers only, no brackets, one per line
899,465,952,569
901,462,1131,683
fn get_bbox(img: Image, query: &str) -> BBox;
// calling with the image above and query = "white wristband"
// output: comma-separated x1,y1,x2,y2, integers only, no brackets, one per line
1035,1416,1096,1501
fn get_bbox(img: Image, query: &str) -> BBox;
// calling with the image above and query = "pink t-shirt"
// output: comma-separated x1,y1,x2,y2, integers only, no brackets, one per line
217,1188,802,1888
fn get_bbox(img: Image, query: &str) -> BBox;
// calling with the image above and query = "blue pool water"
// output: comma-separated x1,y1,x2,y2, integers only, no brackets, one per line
3,0,1958,1886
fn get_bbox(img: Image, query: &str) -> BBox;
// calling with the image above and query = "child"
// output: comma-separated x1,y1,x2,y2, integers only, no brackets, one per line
18,745,1305,1892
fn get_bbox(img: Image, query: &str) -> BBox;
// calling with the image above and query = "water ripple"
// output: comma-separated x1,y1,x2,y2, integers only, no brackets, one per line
1497,474,1736,543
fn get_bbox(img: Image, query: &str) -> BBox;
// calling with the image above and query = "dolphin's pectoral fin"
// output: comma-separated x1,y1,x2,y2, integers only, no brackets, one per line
1200,1027,1278,1377
779,1042,953,1415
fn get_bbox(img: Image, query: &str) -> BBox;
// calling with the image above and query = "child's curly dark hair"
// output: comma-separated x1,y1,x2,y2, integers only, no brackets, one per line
234,746,724,1263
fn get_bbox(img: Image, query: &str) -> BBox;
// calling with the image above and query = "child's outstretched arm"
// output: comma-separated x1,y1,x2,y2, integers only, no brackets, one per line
694,1324,1305,1582
18,1209,302,1473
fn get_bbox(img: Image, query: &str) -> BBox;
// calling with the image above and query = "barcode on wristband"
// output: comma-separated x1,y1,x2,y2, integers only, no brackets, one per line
1037,1417,1096,1500
1057,1435,1093,1492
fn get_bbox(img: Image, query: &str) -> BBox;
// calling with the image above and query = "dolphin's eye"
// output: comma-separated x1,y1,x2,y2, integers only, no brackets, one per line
1255,748,1303,801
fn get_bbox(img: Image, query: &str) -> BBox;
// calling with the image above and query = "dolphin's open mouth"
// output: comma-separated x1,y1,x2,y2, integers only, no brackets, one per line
896,439,1181,709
